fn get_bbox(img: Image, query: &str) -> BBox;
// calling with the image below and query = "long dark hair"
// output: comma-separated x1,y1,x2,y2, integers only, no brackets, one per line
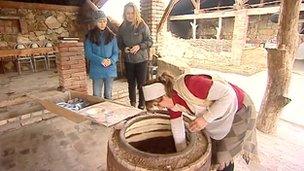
86,26,115,45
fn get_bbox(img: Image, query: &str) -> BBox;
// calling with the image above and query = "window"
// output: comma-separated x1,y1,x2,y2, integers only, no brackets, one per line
0,18,21,35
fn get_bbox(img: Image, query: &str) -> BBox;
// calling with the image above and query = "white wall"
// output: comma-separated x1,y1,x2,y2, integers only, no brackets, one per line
101,0,170,24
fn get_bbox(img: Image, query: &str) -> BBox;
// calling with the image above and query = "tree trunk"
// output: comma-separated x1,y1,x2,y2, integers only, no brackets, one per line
256,49,292,133
256,0,301,134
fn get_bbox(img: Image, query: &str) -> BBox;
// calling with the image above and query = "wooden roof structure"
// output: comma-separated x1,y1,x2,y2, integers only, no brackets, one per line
3,0,108,7
157,0,304,33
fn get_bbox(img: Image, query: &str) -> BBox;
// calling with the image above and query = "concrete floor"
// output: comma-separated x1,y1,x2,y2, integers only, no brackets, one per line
0,60,304,171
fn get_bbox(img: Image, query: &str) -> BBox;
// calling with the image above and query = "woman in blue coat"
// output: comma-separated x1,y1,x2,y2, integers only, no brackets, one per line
84,11,119,99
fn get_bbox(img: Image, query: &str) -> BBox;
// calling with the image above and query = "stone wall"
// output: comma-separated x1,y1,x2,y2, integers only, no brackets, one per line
196,14,278,43
157,32,232,67
0,5,83,49
157,32,267,76
247,14,278,44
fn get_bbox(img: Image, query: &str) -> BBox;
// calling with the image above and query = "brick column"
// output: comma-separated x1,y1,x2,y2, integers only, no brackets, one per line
56,42,87,93
140,0,165,52
231,10,248,65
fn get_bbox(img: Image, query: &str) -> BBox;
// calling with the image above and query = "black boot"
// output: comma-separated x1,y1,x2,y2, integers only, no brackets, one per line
138,100,145,110
220,163,234,171
130,102,136,107
138,105,145,110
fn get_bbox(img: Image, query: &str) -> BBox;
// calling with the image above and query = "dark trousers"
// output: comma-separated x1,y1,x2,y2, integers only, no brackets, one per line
219,163,234,171
124,61,148,107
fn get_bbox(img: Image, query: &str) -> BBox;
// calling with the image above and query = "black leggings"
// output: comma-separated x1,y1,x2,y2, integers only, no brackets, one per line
124,61,148,107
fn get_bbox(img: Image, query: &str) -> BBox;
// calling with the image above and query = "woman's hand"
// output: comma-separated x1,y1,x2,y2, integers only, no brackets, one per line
189,117,208,132
101,58,111,67
130,45,140,54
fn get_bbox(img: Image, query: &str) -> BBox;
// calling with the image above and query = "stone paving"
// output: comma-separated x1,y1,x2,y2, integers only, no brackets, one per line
0,116,112,171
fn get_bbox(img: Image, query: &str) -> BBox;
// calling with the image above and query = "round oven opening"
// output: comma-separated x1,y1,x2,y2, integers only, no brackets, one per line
122,114,193,155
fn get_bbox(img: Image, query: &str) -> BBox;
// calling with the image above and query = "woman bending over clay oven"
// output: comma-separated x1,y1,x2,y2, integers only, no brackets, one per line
142,72,258,171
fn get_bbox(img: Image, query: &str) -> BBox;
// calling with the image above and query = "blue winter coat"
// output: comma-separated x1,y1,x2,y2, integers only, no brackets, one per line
84,33,119,80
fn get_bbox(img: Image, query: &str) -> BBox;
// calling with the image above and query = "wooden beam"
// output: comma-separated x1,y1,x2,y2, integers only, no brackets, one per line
0,16,19,20
170,10,236,20
246,5,281,15
195,0,201,13
0,1,79,12
170,3,304,20
191,0,201,14
259,0,265,7
86,0,99,11
87,0,108,10
157,0,181,33
95,0,108,7
190,0,197,8
250,0,280,8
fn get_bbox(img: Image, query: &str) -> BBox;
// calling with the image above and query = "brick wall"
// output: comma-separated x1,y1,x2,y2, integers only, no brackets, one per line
0,110,57,135
57,42,87,93
140,0,165,49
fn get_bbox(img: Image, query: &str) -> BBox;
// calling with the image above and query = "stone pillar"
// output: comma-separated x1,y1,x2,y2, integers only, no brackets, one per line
140,0,165,54
56,42,87,93
231,10,248,65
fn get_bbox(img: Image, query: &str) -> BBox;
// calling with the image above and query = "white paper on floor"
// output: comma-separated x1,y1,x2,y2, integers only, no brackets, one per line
78,101,143,127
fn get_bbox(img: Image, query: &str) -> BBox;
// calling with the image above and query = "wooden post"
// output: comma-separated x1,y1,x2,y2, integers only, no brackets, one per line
190,18,198,39
195,0,200,12
190,0,200,39
216,17,222,40
234,0,246,10
256,0,301,134
190,0,197,8
231,0,248,65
